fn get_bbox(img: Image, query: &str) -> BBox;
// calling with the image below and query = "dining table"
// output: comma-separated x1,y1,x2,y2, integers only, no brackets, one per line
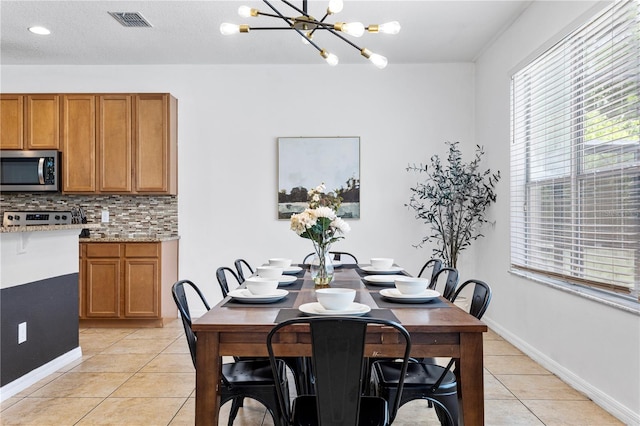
192,264,487,426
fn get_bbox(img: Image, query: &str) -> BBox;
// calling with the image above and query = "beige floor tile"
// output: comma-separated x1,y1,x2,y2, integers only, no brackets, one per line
76,397,187,425
0,397,22,411
101,338,176,354
495,374,589,401
56,354,95,372
71,353,156,373
484,328,504,341
140,353,195,373
484,355,550,375
30,372,133,398
123,327,184,340
484,373,517,400
484,399,544,425
522,400,624,425
0,397,103,425
162,338,191,354
110,372,194,398
169,397,194,425
393,399,442,425
12,372,64,398
484,339,524,356
221,397,273,426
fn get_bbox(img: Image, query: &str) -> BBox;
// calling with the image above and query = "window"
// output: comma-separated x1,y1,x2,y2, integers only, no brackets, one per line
510,0,640,300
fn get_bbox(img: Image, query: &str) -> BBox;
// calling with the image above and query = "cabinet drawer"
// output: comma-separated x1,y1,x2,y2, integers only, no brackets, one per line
85,243,121,258
125,243,159,258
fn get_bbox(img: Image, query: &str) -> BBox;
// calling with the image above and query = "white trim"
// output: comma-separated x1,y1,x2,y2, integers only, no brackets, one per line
483,317,640,426
0,346,82,402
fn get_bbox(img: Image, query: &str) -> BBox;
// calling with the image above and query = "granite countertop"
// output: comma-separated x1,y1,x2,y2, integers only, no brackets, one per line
0,223,102,233
79,235,180,242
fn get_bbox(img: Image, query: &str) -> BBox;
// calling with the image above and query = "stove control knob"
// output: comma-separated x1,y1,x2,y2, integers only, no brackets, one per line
55,215,60,220
61,215,68,220
14,215,20,220
7,215,14,220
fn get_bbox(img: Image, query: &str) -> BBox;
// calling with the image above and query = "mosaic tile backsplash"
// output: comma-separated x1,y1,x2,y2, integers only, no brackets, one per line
0,193,178,238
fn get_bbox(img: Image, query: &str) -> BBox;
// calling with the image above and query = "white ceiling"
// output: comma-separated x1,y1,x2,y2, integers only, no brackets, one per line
1,0,532,66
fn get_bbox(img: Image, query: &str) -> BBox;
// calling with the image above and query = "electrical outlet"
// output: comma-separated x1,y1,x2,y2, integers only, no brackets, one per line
18,322,27,344
101,210,109,223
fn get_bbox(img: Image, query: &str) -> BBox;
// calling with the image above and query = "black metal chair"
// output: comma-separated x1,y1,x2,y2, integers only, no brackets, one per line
429,267,459,301
371,279,493,426
267,317,413,426
417,258,443,287
234,258,254,283
171,279,290,426
302,251,359,265
216,266,242,297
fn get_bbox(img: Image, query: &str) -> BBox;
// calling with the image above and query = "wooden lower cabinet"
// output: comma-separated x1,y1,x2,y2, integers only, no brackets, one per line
79,240,178,327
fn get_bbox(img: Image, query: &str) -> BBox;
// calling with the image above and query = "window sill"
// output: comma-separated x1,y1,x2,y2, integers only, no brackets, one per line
510,269,640,316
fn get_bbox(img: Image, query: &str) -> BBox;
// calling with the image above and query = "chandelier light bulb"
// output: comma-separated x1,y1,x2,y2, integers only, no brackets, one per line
220,23,240,35
378,21,401,35
339,22,365,37
238,6,253,18
328,0,344,14
301,33,312,45
320,49,339,66
369,53,388,69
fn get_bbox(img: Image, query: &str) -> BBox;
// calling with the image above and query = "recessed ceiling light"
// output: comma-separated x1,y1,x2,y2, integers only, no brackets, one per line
28,26,51,35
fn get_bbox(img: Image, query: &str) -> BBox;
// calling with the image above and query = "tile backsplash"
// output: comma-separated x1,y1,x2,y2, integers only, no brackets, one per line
0,193,178,238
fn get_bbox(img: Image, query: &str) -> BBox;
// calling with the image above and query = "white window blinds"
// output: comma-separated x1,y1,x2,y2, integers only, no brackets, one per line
510,0,640,299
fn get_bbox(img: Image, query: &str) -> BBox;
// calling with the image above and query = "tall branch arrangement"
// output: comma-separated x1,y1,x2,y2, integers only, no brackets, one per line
406,141,501,268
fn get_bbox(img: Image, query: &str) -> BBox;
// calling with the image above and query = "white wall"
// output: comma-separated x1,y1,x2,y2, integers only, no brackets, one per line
0,62,475,299
473,2,640,424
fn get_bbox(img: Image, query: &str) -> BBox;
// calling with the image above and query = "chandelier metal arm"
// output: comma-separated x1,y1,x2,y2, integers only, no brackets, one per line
279,0,310,17
263,0,323,53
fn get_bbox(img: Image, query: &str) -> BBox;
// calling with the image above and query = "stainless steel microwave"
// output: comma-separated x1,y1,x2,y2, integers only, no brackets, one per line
0,150,61,192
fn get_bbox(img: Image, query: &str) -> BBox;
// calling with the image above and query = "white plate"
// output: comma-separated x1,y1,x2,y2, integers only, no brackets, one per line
277,275,298,286
360,265,405,275
298,302,371,316
362,274,407,286
283,266,303,275
228,289,289,303
379,288,440,303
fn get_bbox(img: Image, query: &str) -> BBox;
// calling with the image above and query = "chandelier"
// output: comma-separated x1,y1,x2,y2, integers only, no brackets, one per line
219,0,401,69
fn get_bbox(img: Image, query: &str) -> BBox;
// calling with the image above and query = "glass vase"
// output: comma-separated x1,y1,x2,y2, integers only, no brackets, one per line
310,244,334,287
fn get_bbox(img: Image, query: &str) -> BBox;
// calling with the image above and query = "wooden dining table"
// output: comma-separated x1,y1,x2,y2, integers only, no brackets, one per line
192,265,487,425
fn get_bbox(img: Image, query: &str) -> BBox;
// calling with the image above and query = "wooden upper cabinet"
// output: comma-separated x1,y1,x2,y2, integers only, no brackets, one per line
134,94,177,194
0,95,24,149
98,95,132,192
26,95,60,150
62,95,96,192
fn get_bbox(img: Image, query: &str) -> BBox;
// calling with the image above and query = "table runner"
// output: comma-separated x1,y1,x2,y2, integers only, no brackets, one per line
369,292,451,309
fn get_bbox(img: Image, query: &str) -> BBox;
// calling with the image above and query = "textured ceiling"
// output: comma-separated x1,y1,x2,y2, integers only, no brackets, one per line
1,1,532,66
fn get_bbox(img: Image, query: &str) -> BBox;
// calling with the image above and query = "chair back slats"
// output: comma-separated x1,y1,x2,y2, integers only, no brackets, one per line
171,280,210,368
303,251,359,264
216,266,241,298
418,259,443,287
429,267,459,301
452,279,492,320
234,259,254,283
310,319,368,426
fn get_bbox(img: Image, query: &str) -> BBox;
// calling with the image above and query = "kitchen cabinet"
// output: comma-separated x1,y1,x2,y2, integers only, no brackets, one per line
62,93,177,195
79,240,178,327
1,94,60,150
62,95,96,192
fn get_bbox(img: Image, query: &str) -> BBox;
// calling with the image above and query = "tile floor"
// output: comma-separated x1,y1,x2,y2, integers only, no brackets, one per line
0,320,623,425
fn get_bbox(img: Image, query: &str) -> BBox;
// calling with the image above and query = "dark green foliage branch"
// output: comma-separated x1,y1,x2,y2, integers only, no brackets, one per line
407,141,501,268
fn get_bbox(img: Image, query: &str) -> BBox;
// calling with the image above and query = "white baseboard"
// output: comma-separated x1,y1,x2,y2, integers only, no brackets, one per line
0,346,83,402
483,318,639,426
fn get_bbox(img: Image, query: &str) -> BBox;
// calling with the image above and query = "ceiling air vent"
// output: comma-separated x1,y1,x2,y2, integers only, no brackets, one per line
108,12,152,28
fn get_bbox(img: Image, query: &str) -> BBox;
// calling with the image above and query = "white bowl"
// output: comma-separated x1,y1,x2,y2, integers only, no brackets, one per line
245,277,279,295
316,288,356,311
394,276,429,295
268,258,292,268
256,266,284,279
370,257,394,269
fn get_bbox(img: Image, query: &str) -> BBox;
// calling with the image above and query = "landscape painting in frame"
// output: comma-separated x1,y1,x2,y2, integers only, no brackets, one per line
278,137,360,219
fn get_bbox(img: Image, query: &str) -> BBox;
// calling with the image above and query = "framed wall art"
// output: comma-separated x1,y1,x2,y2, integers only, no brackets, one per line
278,136,360,219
